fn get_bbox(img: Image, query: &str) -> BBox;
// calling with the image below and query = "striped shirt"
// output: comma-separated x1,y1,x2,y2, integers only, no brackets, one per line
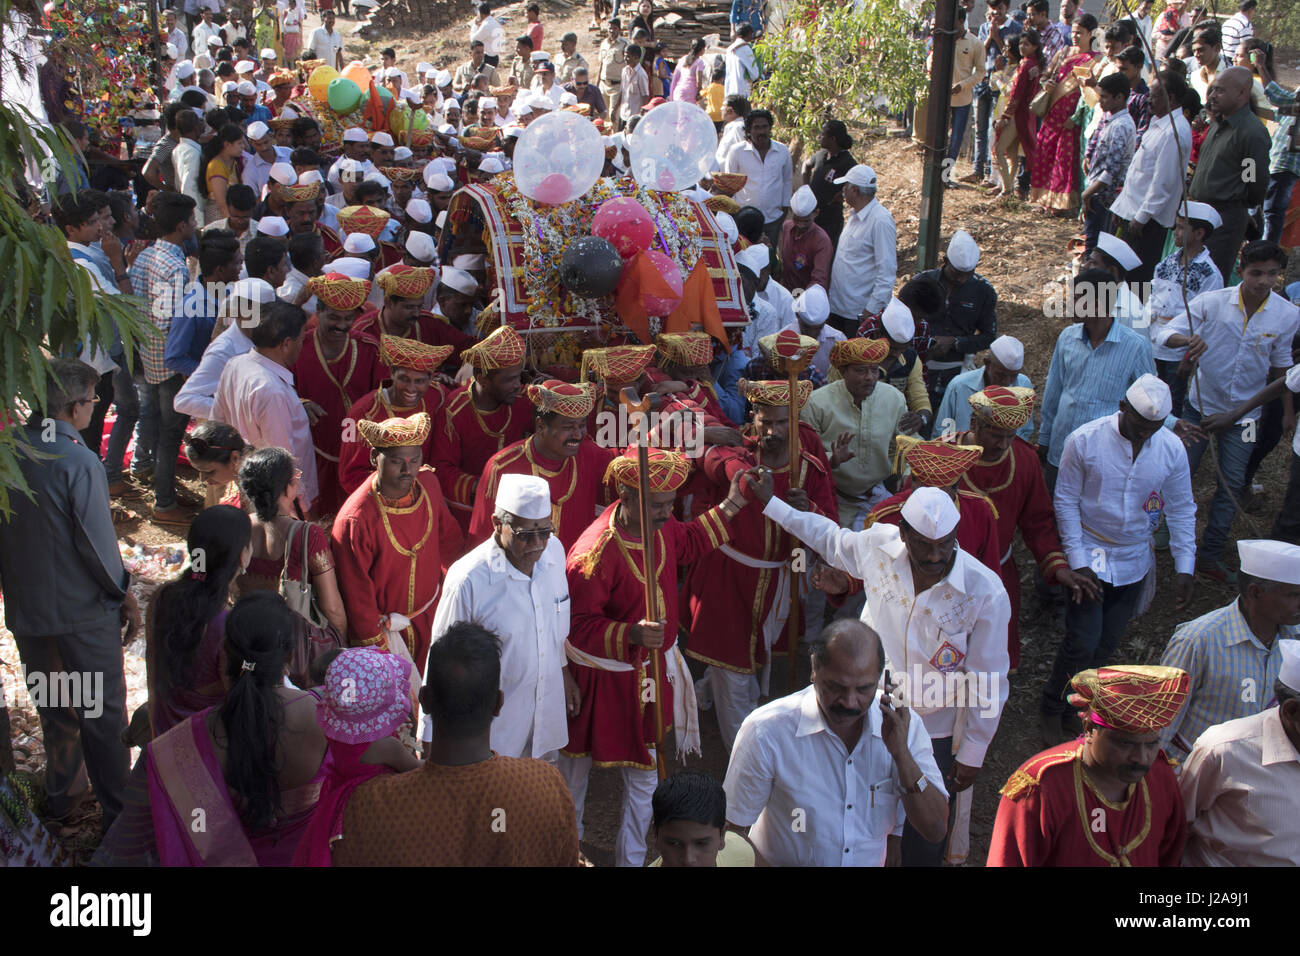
1038,319,1156,467
127,239,189,385
1158,599,1298,762
1264,81,1299,177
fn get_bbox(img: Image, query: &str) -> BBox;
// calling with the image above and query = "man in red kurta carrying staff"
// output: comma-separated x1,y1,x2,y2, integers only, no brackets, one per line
432,325,531,534
468,380,619,551
293,272,378,515
331,411,465,677
865,437,1003,574
956,385,1100,671
988,665,1190,867
337,334,452,497
645,331,735,426
682,380,839,752
559,447,755,868
582,343,689,440
350,264,475,391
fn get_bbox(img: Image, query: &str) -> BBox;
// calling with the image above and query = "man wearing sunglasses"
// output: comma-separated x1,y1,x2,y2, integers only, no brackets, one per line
431,474,580,762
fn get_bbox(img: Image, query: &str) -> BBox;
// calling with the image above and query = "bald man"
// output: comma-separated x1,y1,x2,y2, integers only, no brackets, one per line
1187,66,1271,279
722,619,949,867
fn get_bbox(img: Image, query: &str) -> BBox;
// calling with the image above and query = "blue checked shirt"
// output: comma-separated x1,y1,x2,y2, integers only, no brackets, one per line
1038,319,1156,467
128,240,189,385
1159,600,1299,763
1264,81,1299,176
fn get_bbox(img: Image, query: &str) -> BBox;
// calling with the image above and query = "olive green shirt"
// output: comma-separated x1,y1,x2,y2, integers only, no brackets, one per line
1188,105,1272,206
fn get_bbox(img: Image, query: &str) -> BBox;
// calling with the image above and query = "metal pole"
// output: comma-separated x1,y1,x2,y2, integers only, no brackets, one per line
917,0,957,272
148,0,162,96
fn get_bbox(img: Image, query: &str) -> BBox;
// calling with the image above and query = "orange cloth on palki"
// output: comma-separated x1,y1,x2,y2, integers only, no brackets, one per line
956,428,1068,671
681,405,838,676
330,462,464,675
864,436,1003,575
293,319,378,516
431,382,532,536
563,450,736,768
467,381,618,551
336,341,450,496
987,666,1191,868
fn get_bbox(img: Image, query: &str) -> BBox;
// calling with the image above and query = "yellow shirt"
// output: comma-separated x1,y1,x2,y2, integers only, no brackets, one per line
705,82,725,122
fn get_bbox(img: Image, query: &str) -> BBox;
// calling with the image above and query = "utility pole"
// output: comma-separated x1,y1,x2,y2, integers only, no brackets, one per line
917,0,957,271
148,0,162,97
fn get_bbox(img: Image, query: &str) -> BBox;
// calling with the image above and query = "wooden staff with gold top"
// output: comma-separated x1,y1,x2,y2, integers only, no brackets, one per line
772,329,815,691
618,386,668,781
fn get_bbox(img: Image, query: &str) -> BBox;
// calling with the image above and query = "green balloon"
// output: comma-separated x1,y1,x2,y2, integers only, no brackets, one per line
327,77,363,114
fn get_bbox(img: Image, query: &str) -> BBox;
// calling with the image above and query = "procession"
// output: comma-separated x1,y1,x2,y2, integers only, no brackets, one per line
1,0,1298,882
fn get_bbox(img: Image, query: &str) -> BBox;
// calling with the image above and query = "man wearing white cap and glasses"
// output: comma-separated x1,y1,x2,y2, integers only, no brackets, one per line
827,164,896,338
1160,538,1300,764
1041,373,1197,744
934,334,1036,443
1180,636,1300,866
1157,240,1300,583
914,230,998,411
779,184,833,293
328,128,374,190
782,284,843,378
431,473,579,761
746,480,1010,867
1144,201,1224,417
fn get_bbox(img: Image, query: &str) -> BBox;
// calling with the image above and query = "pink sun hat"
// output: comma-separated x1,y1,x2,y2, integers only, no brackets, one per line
317,648,413,744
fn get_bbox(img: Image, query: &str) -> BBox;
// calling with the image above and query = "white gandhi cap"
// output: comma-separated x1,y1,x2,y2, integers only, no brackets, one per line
789,184,817,217
900,486,960,540
257,216,289,237
734,242,770,274
1096,231,1141,272
496,473,552,520
881,297,915,344
440,267,479,296
405,198,433,223
1179,200,1222,230
405,230,438,263
946,229,980,271
1237,539,1300,586
329,257,371,280
1278,640,1300,694
245,120,270,140
793,284,830,325
343,233,377,255
989,334,1024,371
1125,373,1172,421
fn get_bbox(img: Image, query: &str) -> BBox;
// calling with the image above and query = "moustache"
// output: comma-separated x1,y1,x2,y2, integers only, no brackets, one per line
829,705,862,719
1120,765,1150,775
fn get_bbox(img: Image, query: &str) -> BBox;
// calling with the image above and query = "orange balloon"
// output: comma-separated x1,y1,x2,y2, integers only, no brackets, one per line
341,62,373,90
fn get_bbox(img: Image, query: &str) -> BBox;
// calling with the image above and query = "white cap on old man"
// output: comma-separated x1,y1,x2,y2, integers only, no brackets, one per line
989,334,1024,371
496,474,552,520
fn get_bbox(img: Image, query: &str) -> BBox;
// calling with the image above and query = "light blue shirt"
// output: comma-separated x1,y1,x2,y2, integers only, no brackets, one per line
934,366,1035,443
1038,319,1156,467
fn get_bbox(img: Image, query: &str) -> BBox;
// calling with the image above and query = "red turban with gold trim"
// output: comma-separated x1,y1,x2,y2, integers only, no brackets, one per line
604,447,691,492
463,325,526,371
375,264,435,299
1068,666,1191,734
656,331,714,368
378,334,453,373
337,205,392,239
526,379,601,419
580,345,656,386
308,272,371,311
740,379,813,414
829,337,891,368
897,435,984,487
969,385,1036,432
358,411,432,449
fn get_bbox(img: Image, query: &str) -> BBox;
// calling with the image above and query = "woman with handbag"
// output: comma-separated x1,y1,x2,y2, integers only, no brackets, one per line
1028,12,1101,214
236,447,349,639
991,29,1045,198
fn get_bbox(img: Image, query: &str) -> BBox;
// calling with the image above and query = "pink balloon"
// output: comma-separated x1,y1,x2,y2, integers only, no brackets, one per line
591,197,655,259
641,249,684,316
533,172,573,206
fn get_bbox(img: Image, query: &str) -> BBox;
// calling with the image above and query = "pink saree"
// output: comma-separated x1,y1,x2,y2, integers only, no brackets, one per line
147,709,323,866
291,738,394,867
1029,50,1099,211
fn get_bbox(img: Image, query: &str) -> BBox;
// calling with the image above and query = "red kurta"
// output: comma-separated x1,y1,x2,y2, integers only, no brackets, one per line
642,367,734,425
959,436,1069,670
431,384,532,535
330,467,464,674
867,487,1003,574
350,306,474,392
563,503,733,768
467,437,618,551
316,223,342,257
682,436,838,673
336,386,447,498
987,741,1186,867
293,328,377,515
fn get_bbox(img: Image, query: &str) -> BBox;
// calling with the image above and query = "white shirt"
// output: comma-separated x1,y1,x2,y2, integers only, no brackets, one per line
724,685,947,867
1112,282,1145,331
780,320,845,377
723,139,792,224
761,496,1011,765
1054,413,1196,585
241,145,293,198
1154,287,1300,418
758,277,796,330
1289,364,1300,456
1108,111,1193,228
723,41,759,97
431,536,571,759
192,20,223,52
168,26,188,59
307,26,343,67
278,266,316,315
470,15,505,58
530,79,564,107
714,118,745,167
173,321,254,420
828,199,897,319
173,138,206,228
212,349,319,510
739,295,783,362
1180,707,1300,867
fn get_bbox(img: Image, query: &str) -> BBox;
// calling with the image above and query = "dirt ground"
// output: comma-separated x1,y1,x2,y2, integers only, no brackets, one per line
3,1,1299,865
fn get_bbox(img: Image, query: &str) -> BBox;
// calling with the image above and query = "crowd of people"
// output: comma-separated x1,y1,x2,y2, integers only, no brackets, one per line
3,0,1300,869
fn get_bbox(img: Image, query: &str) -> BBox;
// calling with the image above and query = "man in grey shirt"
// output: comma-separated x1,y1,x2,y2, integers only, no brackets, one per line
0,359,139,833
142,102,186,193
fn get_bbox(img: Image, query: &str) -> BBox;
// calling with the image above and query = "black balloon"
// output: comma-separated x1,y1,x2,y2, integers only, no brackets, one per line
560,236,624,298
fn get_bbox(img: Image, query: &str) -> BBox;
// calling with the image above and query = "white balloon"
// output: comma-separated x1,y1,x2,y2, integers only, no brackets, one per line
627,101,719,193
511,110,606,205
